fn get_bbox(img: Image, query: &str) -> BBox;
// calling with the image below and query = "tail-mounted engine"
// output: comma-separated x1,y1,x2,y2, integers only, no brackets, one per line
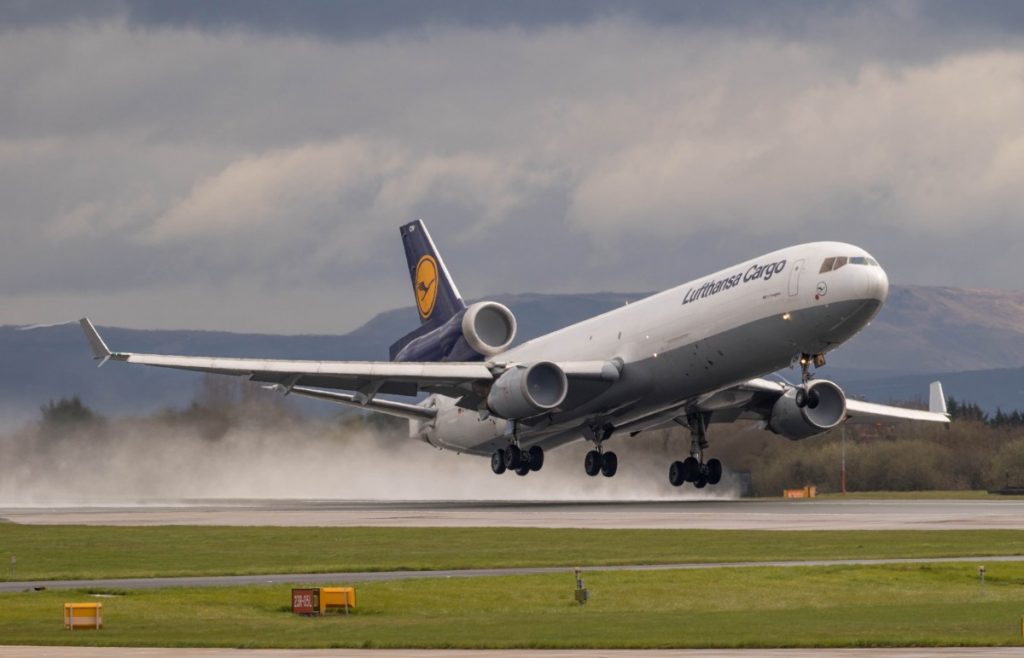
462,301,516,356
768,379,847,440
390,301,517,362
487,361,568,420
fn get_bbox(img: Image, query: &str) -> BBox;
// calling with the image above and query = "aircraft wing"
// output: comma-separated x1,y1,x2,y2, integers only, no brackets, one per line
79,318,621,420
620,377,949,435
80,318,490,408
722,377,951,425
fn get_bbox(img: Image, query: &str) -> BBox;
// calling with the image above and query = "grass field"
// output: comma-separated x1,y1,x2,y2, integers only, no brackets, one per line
2,525,1024,581
1,563,1023,648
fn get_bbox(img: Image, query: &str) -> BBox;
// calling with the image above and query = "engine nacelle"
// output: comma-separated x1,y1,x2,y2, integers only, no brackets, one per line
487,361,568,420
462,301,516,356
768,379,847,440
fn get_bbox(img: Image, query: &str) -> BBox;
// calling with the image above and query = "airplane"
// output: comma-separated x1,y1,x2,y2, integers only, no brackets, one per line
79,219,950,488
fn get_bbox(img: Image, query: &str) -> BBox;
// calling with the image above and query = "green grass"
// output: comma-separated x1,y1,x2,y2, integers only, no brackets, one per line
2,524,1024,581
2,563,1023,648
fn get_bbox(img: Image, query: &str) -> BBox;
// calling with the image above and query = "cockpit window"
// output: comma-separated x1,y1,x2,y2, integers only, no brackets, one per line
820,255,879,273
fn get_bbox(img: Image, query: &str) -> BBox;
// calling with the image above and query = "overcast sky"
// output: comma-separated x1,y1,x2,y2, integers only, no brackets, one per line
4,0,1024,334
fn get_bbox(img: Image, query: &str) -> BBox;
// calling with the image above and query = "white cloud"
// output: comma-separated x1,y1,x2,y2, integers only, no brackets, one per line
3,17,1024,330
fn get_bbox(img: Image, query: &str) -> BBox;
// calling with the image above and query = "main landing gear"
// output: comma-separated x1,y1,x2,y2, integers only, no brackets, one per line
583,423,618,477
668,411,723,488
491,444,544,476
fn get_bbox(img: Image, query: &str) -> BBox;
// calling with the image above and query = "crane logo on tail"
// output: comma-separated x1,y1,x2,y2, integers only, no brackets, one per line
415,255,439,319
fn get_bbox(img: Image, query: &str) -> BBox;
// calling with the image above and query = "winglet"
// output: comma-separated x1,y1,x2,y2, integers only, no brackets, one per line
79,318,112,366
929,381,948,416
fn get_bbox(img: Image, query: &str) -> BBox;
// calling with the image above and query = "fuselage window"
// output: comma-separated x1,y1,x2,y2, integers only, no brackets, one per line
832,256,848,271
850,256,868,265
819,257,836,273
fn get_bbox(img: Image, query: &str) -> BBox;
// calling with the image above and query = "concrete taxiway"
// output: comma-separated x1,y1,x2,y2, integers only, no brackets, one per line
3,498,1024,529
3,554,1023,593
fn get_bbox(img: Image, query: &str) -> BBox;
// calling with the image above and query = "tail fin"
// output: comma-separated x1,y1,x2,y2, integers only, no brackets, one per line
400,219,464,327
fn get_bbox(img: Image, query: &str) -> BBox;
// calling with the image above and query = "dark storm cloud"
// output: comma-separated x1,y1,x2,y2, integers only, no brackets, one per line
2,1,1024,332
7,1,1024,39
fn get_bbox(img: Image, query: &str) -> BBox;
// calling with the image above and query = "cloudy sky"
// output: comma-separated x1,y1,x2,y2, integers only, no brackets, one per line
4,0,1024,334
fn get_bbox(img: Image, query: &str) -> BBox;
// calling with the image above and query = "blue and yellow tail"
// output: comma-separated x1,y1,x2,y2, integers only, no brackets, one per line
389,220,467,360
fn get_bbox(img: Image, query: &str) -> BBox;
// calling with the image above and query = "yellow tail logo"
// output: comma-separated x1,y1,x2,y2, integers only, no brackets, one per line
414,255,439,319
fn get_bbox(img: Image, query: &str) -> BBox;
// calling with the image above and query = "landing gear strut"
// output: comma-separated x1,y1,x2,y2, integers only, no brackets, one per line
668,411,723,488
584,423,617,477
798,352,827,384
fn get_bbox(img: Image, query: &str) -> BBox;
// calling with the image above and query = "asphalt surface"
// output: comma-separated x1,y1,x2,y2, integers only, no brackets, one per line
3,554,1023,593
3,498,1024,529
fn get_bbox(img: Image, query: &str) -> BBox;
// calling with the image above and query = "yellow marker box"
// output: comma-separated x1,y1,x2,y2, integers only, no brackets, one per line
320,587,356,614
64,602,102,630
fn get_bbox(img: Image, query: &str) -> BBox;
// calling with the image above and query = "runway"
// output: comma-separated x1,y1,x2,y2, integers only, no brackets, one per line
3,498,1024,529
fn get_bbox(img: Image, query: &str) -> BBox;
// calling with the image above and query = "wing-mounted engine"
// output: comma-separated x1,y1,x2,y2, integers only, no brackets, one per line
390,301,517,362
487,361,568,419
768,379,847,440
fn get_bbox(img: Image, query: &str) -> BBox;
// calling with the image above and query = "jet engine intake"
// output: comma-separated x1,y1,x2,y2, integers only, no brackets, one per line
462,301,516,356
768,379,847,440
487,361,568,420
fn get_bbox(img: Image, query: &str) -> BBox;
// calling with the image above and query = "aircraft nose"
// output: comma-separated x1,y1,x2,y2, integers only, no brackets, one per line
870,261,890,302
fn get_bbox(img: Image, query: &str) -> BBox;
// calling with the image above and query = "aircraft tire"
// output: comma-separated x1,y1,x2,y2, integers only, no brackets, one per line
681,457,700,482
491,450,507,475
528,445,544,472
706,458,722,485
795,388,808,408
694,475,708,489
600,451,618,477
669,461,686,486
505,447,523,470
584,450,603,476
515,464,530,476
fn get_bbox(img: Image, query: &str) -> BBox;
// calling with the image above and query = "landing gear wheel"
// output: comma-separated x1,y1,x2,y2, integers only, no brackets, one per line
528,446,545,472
515,464,530,476
681,457,700,482
584,450,603,477
694,475,708,489
491,450,507,475
795,388,808,408
669,461,686,487
505,447,523,470
600,451,618,477
706,458,722,485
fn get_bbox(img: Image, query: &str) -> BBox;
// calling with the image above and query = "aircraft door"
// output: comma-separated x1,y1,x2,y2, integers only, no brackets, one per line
788,259,805,297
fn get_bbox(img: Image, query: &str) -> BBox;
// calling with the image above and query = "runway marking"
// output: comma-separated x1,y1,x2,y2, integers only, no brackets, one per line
3,554,1023,592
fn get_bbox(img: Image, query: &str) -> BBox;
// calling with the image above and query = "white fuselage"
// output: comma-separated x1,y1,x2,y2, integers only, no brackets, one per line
420,241,889,456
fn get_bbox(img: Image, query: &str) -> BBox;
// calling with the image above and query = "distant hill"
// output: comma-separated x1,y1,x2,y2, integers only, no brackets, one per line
3,285,1024,424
